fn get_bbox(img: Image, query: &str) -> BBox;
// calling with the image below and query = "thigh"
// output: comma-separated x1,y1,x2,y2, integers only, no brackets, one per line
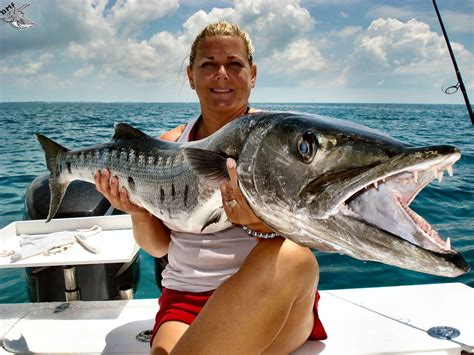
170,238,320,354
151,321,189,355
262,289,316,354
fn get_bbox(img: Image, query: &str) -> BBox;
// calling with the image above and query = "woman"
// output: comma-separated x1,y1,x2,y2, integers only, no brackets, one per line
95,22,326,354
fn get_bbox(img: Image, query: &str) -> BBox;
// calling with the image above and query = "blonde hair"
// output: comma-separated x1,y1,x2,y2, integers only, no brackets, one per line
189,21,254,67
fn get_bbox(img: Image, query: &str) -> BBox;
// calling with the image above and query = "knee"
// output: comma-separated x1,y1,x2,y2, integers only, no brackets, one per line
250,238,319,292
277,239,319,285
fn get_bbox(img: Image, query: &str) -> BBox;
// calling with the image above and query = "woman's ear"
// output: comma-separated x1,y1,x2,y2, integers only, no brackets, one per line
187,66,195,89
250,64,257,88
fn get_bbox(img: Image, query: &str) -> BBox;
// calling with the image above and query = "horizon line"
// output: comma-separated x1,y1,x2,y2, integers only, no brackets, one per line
0,101,467,106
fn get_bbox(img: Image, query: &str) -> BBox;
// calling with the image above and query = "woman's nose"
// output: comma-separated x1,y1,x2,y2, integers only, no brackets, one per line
216,65,229,79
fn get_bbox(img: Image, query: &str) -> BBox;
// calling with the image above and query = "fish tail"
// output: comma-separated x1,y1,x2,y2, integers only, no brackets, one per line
35,133,70,222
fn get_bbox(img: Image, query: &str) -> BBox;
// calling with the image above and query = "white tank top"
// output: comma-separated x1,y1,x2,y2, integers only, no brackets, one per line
161,117,258,292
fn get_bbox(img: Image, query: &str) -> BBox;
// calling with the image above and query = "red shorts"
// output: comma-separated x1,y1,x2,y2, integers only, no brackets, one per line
151,288,327,345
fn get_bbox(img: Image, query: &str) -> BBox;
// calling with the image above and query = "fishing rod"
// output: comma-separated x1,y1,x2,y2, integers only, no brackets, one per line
432,0,474,125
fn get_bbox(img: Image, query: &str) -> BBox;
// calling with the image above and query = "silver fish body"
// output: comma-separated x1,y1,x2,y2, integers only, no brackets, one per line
36,112,470,277
36,123,229,233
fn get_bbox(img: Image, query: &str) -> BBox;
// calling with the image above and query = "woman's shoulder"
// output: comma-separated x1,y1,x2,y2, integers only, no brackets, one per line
160,125,186,142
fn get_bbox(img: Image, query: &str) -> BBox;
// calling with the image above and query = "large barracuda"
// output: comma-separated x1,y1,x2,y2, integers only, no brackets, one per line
36,111,470,277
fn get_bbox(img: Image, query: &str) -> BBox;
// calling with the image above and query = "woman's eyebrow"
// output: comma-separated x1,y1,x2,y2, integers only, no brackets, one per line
201,55,242,60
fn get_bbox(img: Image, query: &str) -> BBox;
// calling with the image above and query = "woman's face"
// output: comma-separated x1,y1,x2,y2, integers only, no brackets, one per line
188,35,257,116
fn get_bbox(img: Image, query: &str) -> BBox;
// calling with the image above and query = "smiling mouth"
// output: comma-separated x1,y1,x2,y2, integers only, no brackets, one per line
211,88,232,93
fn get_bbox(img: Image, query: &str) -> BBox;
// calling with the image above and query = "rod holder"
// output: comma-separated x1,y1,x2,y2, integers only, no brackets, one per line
63,266,80,301
118,283,134,300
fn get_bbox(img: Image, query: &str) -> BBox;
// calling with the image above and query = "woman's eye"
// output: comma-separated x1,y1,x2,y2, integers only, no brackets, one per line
201,62,213,68
297,131,318,163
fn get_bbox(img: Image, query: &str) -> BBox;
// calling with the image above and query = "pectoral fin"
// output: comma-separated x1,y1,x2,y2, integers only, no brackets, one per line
201,207,226,233
183,148,230,187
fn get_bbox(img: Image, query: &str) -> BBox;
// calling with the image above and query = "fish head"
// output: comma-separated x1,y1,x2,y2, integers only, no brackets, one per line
237,112,469,277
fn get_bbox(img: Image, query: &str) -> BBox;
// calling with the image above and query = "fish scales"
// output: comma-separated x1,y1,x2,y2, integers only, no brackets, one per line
49,138,207,232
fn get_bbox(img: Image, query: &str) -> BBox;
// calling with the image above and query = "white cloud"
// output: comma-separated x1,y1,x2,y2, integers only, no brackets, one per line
263,39,326,77
340,11,348,18
366,5,416,20
0,53,53,76
182,0,315,57
109,0,180,35
335,25,362,39
339,18,451,87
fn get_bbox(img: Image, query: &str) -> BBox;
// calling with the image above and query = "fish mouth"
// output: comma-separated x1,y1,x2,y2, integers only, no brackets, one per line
302,145,462,254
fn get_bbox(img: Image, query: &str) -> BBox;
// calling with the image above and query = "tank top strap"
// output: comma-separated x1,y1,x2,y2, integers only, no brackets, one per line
177,116,201,143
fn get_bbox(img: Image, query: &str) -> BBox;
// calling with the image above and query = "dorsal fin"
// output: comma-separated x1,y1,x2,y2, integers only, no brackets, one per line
113,123,153,141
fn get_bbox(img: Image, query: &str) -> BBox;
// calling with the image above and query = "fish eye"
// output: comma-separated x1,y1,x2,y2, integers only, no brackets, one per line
297,131,318,163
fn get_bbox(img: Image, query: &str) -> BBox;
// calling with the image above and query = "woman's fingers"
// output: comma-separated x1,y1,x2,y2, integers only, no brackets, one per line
220,158,261,226
226,158,238,188
94,169,144,214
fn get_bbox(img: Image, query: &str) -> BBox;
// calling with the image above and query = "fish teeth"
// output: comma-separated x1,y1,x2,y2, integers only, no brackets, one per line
438,170,444,183
447,165,454,177
432,167,439,180
445,237,451,251
374,181,378,189
413,170,418,183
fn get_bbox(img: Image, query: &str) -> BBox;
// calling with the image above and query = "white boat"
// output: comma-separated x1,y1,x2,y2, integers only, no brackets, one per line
1,215,473,354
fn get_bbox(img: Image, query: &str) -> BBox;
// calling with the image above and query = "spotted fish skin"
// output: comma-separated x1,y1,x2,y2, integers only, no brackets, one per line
36,123,227,233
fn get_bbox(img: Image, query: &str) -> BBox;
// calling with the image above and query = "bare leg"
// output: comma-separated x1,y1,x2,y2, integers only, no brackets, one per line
151,321,189,355
170,237,319,354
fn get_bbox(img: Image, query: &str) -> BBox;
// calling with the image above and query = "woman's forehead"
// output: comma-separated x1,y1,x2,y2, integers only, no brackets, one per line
195,35,247,59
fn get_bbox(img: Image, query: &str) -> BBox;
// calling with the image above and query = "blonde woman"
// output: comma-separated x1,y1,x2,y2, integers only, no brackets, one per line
95,22,326,354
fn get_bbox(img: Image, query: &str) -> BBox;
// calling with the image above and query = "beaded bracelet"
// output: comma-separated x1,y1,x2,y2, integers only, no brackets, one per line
242,225,277,239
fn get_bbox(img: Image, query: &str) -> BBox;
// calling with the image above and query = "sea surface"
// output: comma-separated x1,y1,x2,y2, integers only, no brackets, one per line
0,102,473,303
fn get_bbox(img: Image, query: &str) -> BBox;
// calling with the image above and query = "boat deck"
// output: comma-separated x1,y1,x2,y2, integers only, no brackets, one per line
1,283,472,354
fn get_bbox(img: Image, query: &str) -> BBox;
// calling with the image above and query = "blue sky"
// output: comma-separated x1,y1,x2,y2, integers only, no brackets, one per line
0,0,472,104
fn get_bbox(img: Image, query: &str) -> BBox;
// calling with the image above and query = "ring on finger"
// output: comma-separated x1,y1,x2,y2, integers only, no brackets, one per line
225,199,239,208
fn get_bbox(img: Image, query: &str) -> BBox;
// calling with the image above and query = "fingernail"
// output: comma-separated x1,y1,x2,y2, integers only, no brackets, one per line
227,158,236,169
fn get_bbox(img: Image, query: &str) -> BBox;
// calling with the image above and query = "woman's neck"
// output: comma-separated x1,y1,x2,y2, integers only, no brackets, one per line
196,105,250,140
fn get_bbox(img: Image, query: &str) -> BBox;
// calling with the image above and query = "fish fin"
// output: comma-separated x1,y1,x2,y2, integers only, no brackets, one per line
113,123,154,141
47,179,70,222
201,208,224,232
35,133,68,174
36,134,71,222
182,148,230,186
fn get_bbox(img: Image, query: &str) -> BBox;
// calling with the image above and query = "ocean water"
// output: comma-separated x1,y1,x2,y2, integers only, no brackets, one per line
0,102,473,303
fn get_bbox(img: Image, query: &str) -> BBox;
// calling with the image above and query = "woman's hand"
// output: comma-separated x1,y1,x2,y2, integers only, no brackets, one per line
220,158,273,233
94,169,147,216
